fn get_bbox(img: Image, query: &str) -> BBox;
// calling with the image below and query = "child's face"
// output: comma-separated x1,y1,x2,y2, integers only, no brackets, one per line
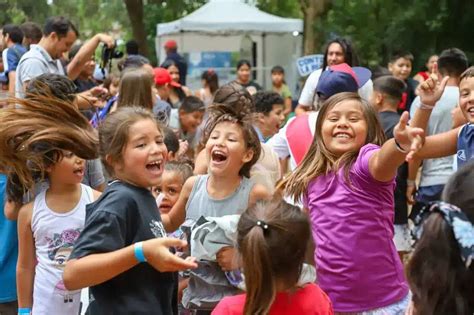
237,64,251,83
206,121,253,176
47,151,85,185
179,110,204,133
389,57,412,81
109,81,119,97
271,72,284,85
158,170,183,214
321,100,368,157
459,77,474,123
115,119,167,188
258,104,285,137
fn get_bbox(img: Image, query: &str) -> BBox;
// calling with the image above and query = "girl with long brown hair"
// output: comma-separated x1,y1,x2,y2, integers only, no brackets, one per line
212,200,333,315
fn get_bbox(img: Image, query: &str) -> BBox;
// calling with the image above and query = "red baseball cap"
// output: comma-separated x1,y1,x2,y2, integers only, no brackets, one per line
164,40,177,49
153,67,181,87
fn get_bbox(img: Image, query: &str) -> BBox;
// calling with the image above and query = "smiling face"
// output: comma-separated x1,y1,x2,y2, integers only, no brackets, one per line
258,104,285,138
205,121,253,177
389,57,412,81
113,119,168,188
326,43,345,66
179,110,204,134
167,65,180,83
459,77,474,123
237,64,251,84
321,100,368,157
47,151,85,185
158,170,183,214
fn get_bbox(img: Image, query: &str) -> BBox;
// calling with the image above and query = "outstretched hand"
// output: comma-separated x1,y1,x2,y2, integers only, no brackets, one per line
418,62,449,106
144,238,197,272
393,112,425,161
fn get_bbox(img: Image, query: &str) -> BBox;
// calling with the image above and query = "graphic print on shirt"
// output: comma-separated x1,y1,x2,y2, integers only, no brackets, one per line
45,228,82,303
150,220,166,238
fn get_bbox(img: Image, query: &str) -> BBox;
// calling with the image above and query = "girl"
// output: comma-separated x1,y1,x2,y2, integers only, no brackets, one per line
196,69,219,107
271,65,292,117
158,160,194,215
282,92,424,314
234,60,262,95
63,106,197,314
161,84,270,313
212,200,333,315
162,59,192,108
406,161,474,315
0,95,100,315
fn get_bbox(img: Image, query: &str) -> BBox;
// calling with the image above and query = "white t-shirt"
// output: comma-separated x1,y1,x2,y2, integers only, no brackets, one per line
298,68,374,108
409,86,459,187
267,112,318,172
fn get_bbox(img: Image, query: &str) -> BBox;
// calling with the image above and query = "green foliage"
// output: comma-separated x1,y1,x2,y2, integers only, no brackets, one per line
0,0,49,25
254,0,302,18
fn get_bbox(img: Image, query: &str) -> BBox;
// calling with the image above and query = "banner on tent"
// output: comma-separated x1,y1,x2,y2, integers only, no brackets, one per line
296,54,324,77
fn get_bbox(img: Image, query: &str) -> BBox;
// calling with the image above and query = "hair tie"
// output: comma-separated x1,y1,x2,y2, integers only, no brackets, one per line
256,220,269,230
414,201,474,268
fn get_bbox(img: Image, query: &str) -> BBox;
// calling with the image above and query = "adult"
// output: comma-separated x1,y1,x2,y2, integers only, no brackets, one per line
19,22,42,50
162,59,192,108
195,69,219,107
234,59,262,95
0,24,27,95
413,54,438,83
15,16,113,109
125,39,139,56
161,39,187,85
296,37,373,115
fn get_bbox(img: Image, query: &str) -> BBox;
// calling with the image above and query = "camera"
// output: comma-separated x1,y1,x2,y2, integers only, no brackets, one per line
99,41,124,74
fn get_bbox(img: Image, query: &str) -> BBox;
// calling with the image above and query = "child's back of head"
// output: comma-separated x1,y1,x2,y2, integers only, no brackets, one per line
407,161,474,315
373,75,406,108
437,48,469,79
237,199,311,315
162,126,180,160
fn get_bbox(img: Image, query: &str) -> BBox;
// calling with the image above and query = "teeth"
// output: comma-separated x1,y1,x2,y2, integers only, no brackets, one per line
335,133,350,138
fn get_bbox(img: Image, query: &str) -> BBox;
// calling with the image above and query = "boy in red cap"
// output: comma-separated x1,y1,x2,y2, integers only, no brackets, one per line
162,39,187,85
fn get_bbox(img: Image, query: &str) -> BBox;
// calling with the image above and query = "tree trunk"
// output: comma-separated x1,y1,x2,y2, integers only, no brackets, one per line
123,0,149,58
300,0,331,55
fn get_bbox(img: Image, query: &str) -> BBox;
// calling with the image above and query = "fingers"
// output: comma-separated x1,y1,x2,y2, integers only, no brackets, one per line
397,111,409,131
430,61,438,76
438,75,449,91
159,237,188,249
162,253,198,271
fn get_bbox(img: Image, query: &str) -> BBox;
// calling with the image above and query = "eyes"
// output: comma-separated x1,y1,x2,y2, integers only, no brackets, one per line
326,115,362,123
135,139,164,148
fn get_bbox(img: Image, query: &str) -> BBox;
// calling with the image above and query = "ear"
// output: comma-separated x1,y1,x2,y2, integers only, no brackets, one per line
178,109,186,118
105,154,121,172
50,32,59,41
388,62,393,72
375,92,384,105
257,112,266,124
241,148,254,164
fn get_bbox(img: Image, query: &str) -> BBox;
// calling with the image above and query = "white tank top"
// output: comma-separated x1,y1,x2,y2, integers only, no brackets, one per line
31,184,94,315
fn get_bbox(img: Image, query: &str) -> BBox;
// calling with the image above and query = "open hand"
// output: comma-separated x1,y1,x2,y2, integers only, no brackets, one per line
394,112,425,161
144,238,197,272
418,62,449,106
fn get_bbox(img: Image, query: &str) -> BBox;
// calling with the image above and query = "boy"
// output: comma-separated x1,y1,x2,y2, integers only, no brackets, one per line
388,51,418,112
271,66,292,117
371,75,411,259
253,91,286,143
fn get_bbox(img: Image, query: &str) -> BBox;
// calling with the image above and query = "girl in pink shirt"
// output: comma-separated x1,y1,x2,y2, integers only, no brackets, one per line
212,200,333,315
283,92,424,314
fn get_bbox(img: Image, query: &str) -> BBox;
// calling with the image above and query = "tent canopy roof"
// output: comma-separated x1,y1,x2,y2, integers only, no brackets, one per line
157,0,303,36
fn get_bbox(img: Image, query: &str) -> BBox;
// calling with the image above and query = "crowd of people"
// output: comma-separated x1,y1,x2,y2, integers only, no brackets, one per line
0,15,473,315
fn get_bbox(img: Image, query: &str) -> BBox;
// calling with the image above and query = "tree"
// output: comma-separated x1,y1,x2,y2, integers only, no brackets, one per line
123,0,148,57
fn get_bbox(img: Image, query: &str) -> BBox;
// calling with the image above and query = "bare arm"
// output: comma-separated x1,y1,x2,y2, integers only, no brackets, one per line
4,199,22,220
414,128,459,159
248,183,271,206
8,71,15,95
161,176,197,232
16,203,35,309
67,33,114,80
284,97,292,116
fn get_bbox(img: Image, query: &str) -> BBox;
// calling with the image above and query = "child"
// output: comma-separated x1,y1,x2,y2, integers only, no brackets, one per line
63,106,197,314
253,91,286,143
163,126,182,161
408,66,474,169
282,92,424,314
168,95,205,153
161,84,270,312
371,76,411,259
388,51,419,113
158,160,194,215
271,66,292,117
0,95,100,315
102,73,119,98
406,162,474,315
212,200,333,315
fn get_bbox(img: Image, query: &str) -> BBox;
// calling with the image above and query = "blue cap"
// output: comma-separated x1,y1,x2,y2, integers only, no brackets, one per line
316,63,372,99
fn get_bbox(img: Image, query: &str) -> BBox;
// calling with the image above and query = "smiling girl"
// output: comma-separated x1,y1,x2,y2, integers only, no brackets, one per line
282,92,424,314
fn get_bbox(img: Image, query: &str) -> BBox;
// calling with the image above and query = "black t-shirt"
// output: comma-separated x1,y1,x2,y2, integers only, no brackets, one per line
70,181,175,314
379,111,408,225
237,80,262,93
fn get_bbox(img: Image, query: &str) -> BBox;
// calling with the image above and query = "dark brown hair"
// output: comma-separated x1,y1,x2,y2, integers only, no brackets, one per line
237,200,311,315
407,162,474,315
460,66,474,84
99,106,161,176
0,95,98,201
202,82,261,178
117,67,154,110
282,92,386,201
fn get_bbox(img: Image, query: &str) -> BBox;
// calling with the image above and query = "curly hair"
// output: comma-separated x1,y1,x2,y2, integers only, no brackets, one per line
253,91,284,115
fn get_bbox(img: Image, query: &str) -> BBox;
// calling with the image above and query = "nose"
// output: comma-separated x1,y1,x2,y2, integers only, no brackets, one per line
336,117,349,128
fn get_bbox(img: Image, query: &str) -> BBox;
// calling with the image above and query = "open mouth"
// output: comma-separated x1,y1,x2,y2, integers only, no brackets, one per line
146,160,163,173
211,150,228,163
73,168,84,176
333,132,352,139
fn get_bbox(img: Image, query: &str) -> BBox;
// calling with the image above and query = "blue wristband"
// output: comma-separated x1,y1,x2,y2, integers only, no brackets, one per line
134,241,147,263
18,308,31,315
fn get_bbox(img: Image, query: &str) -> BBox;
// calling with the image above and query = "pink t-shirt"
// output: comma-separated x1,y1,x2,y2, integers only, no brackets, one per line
211,283,333,315
305,144,408,312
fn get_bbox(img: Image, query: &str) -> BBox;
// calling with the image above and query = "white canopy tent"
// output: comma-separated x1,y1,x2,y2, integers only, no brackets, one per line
156,0,303,92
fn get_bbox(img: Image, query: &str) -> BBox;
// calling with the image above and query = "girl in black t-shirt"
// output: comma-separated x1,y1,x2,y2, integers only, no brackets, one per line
64,106,197,314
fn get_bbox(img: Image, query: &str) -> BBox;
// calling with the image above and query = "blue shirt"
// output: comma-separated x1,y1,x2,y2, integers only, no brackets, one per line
0,173,18,302
0,43,27,83
456,123,474,170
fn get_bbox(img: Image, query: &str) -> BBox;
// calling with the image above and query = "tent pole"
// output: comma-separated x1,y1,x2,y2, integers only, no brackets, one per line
262,32,266,89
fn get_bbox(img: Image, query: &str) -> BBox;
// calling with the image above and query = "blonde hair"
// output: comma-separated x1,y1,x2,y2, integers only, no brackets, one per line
282,92,385,201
